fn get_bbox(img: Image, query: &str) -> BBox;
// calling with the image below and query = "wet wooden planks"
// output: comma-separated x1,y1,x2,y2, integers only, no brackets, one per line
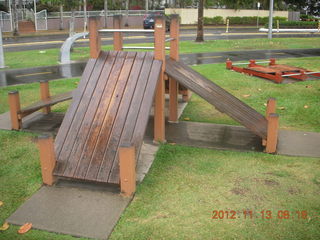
54,51,162,184
19,91,73,118
165,58,268,139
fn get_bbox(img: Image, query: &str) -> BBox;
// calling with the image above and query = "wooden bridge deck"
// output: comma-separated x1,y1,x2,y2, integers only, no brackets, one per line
165,58,268,139
54,51,162,184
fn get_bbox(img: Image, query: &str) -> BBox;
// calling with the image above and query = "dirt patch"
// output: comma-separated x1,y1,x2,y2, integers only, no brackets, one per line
288,187,301,195
230,187,249,196
264,179,280,186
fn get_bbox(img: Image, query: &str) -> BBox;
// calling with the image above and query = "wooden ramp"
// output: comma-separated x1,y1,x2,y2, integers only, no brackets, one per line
165,59,268,139
54,51,162,184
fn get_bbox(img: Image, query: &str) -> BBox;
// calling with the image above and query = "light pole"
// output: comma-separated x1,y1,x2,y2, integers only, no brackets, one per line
268,0,274,39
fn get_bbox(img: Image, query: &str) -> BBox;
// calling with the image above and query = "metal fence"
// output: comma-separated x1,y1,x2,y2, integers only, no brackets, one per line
47,10,164,18
35,9,48,30
0,11,12,32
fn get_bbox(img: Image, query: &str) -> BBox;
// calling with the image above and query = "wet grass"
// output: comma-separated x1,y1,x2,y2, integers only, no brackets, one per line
181,57,320,132
109,144,320,240
2,37,320,69
1,134,319,239
0,78,79,114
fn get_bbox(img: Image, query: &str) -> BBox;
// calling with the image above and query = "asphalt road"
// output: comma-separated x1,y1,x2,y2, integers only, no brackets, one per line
3,27,320,52
1,48,319,87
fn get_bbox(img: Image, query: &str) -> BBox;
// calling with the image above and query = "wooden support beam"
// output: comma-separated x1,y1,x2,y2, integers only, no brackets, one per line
249,59,256,67
113,15,123,51
269,58,276,65
265,113,279,154
8,91,21,130
119,146,136,197
154,16,166,143
226,60,233,69
38,135,56,185
263,98,276,146
168,15,180,123
40,80,51,114
89,17,101,59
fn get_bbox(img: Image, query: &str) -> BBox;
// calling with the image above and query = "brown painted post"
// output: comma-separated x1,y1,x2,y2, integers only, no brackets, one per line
263,98,276,146
89,17,101,59
119,146,136,197
40,80,51,114
168,15,180,123
8,91,21,130
226,60,233,69
249,59,256,67
38,135,56,185
154,16,166,142
266,113,279,153
113,15,123,51
269,58,276,65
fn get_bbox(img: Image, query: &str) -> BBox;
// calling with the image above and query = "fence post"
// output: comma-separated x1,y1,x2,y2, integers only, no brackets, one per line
266,113,279,153
169,14,179,123
154,16,166,143
249,59,256,67
119,146,136,197
38,135,56,186
89,17,101,59
8,91,21,130
40,80,51,114
113,15,123,51
263,97,276,146
269,58,276,65
226,18,229,33
226,60,233,69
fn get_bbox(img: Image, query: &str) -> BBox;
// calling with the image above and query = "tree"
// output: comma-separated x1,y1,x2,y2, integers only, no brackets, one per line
11,0,19,36
195,0,204,42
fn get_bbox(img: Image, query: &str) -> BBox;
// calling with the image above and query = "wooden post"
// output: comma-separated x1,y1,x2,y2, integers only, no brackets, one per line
154,16,166,142
263,98,276,146
269,58,276,65
249,59,256,67
226,60,233,69
113,15,123,51
265,113,279,153
89,17,101,59
38,135,56,185
119,146,136,197
168,15,179,123
40,80,51,114
8,91,21,130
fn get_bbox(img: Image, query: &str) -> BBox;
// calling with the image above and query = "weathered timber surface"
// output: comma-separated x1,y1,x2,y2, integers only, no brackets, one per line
18,91,73,118
54,51,162,184
165,58,268,139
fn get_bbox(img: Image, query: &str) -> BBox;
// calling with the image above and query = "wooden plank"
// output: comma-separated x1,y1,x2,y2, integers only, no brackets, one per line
165,59,268,139
54,57,98,155
80,52,136,181
40,81,51,114
18,91,73,118
60,51,120,178
107,58,162,184
245,66,279,74
92,52,147,183
102,52,154,183
54,52,109,175
269,64,306,72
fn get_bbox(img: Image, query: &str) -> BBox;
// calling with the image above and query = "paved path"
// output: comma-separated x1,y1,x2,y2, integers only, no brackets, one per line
1,48,319,87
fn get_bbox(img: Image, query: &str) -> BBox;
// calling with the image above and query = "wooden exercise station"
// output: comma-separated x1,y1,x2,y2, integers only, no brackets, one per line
8,15,279,197
226,58,320,83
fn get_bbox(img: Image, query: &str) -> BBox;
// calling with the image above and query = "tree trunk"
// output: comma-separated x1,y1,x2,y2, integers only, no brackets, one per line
125,0,129,26
146,0,148,11
195,0,204,42
12,0,19,36
104,0,108,27
59,4,64,30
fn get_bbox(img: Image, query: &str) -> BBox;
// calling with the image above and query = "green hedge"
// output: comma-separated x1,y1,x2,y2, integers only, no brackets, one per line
264,21,319,29
228,16,287,25
203,16,287,25
203,16,224,25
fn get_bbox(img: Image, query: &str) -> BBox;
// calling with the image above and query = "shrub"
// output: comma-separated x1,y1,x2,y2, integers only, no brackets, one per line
227,16,287,25
264,21,318,29
203,16,224,25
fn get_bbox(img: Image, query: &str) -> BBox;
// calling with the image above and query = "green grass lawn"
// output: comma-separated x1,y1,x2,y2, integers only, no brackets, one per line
181,57,320,132
3,37,320,69
1,134,319,239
